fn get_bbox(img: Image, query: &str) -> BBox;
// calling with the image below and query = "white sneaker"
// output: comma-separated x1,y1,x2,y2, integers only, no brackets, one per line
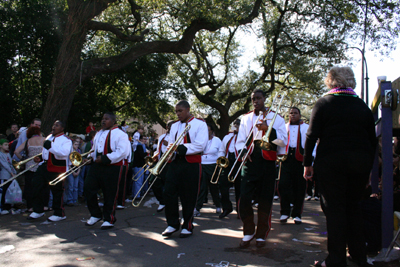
157,204,165,212
27,212,45,220
1,210,9,215
101,221,114,230
280,215,289,223
314,196,320,201
273,195,279,200
125,199,132,203
216,207,222,214
305,195,312,201
116,205,125,210
242,233,255,242
47,215,66,222
162,226,178,236
98,202,104,207
179,229,193,238
294,217,302,224
193,209,201,217
85,217,101,226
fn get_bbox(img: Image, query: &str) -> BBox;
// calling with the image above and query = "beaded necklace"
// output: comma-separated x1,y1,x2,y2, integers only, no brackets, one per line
324,87,358,97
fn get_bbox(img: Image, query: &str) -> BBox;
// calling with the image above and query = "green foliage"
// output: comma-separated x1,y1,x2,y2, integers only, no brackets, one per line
0,0,65,133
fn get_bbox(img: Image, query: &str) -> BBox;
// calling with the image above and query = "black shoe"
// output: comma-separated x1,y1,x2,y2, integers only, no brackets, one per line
239,240,251,248
219,208,233,219
256,240,266,248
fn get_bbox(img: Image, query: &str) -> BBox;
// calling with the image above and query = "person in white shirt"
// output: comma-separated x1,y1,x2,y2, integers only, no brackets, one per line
151,120,174,213
217,119,241,219
278,107,310,225
194,124,222,216
83,112,131,230
161,100,208,238
132,125,144,152
28,120,72,222
235,89,288,248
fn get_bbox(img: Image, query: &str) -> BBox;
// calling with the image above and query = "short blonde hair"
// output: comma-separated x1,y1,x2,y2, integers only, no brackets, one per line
324,66,356,89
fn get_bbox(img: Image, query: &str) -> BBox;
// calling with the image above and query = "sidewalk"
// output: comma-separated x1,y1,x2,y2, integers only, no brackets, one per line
0,196,398,267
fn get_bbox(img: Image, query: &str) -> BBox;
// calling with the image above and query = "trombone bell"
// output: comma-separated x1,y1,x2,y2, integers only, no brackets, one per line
69,152,82,167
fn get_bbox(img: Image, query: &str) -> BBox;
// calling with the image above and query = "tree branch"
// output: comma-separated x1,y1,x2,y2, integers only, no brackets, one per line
87,21,149,42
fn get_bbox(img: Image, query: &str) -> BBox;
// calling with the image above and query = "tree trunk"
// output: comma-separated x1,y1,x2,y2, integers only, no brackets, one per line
40,9,88,134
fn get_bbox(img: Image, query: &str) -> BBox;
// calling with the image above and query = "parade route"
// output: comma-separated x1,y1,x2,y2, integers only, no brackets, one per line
0,196,398,267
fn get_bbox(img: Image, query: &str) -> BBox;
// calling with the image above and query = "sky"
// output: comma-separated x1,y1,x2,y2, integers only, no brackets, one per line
350,44,400,108
237,30,399,109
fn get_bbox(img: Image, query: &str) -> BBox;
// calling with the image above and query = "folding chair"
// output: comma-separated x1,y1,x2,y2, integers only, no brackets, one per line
384,211,400,258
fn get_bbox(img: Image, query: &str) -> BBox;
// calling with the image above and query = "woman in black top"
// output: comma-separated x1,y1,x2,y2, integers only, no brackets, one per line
303,66,376,267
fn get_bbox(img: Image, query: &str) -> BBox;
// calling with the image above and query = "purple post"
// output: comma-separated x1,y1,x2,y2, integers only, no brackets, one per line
370,110,379,194
380,81,394,248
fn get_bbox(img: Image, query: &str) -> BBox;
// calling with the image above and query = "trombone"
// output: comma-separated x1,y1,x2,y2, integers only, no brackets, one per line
210,156,229,184
227,92,285,183
49,150,93,186
227,110,264,183
276,154,288,181
132,124,191,207
1,153,43,187
12,153,42,171
260,92,287,151
0,164,38,188
132,153,159,181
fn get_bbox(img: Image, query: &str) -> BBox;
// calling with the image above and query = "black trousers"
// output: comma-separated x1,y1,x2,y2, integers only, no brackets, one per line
164,157,200,231
117,166,128,206
306,178,320,197
152,164,169,205
315,152,372,267
84,163,126,224
1,179,12,211
278,151,306,218
239,146,276,239
32,163,64,217
219,153,241,212
196,164,220,211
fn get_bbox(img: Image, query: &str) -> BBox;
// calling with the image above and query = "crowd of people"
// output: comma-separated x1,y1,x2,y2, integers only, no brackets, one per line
0,66,397,266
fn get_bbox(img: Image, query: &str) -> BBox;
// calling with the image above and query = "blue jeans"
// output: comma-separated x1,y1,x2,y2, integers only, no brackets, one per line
132,167,145,198
78,166,87,197
66,174,79,204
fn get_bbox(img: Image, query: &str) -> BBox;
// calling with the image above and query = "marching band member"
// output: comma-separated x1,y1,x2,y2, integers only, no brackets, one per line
151,120,174,212
28,120,72,222
161,100,208,238
194,123,222,216
236,89,287,248
278,107,310,225
84,112,131,230
217,119,241,219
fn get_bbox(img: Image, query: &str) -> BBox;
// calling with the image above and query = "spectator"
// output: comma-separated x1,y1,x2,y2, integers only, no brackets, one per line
132,125,144,152
7,123,19,142
0,139,17,215
66,137,81,206
14,126,45,212
303,66,376,267
132,135,147,200
85,122,95,134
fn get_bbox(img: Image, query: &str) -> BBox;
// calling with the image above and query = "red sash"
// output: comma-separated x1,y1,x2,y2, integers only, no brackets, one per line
47,133,67,173
286,122,304,162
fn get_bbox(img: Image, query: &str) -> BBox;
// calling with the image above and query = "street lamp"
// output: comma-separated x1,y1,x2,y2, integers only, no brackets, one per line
348,46,369,105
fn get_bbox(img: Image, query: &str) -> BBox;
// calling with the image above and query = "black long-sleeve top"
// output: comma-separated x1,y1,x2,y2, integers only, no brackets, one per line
133,143,146,168
303,94,377,166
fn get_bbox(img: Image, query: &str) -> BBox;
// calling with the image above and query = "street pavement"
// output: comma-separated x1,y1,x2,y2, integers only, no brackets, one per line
0,194,398,267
